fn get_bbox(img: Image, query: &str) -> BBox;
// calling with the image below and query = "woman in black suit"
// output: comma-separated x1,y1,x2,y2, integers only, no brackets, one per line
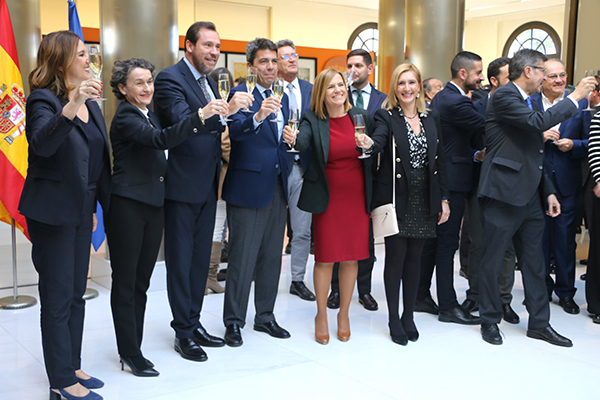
283,69,373,345
19,31,109,400
357,63,450,345
106,58,209,376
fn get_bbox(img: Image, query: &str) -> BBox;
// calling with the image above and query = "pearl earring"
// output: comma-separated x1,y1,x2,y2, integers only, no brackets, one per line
416,93,420,98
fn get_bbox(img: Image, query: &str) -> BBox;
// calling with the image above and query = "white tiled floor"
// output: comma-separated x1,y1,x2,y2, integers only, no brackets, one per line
1,243,599,400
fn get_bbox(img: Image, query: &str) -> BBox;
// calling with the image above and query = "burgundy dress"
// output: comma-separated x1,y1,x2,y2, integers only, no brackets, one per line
312,114,370,263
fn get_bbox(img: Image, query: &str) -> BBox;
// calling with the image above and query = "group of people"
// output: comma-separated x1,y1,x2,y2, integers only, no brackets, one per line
18,19,600,400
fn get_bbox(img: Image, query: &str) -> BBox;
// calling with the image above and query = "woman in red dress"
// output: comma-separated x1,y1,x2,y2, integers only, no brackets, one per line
283,69,373,344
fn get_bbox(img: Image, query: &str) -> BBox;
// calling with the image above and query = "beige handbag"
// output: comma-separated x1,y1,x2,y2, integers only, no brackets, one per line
371,136,399,239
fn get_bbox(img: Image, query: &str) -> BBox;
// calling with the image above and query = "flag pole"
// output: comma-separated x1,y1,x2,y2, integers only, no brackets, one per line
0,218,36,309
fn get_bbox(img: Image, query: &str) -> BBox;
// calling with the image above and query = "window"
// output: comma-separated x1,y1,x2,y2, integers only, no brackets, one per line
503,22,561,58
348,22,379,55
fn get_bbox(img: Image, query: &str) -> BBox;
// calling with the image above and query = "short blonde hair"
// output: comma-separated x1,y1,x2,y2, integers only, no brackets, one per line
384,63,427,114
311,69,352,119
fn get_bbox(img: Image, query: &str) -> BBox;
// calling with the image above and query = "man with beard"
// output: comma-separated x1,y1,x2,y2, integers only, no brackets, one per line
416,51,485,325
221,38,291,347
154,21,251,361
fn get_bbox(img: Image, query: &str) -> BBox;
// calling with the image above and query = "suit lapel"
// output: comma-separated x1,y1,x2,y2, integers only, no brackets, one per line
178,60,210,107
87,100,109,152
318,117,330,164
253,86,278,144
390,109,411,176
421,114,438,174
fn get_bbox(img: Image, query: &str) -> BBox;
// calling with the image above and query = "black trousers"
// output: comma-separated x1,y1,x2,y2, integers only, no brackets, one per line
106,194,163,357
586,193,600,315
418,190,466,310
479,194,549,329
331,220,374,295
27,187,96,389
164,185,217,339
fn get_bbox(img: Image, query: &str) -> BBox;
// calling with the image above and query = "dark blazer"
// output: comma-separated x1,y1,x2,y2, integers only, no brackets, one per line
430,82,486,192
349,83,387,117
479,81,580,206
109,101,204,207
222,83,290,208
19,89,110,226
531,92,590,196
290,78,314,174
370,107,449,218
153,58,225,205
295,107,373,214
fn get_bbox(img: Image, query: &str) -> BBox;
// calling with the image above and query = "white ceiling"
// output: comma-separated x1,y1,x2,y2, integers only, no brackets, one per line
297,0,565,20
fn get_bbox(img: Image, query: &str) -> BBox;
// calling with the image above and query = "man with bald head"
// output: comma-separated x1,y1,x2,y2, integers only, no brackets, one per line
423,77,443,107
531,59,591,315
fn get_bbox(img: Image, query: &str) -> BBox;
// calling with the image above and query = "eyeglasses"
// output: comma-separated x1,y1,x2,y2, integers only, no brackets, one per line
546,73,567,80
280,53,299,61
529,65,548,75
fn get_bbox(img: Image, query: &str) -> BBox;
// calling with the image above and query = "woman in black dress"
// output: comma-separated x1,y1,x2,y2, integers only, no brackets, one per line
357,63,449,345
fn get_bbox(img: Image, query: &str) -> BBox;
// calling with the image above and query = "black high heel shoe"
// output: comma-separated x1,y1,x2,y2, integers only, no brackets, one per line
120,355,160,377
406,330,419,342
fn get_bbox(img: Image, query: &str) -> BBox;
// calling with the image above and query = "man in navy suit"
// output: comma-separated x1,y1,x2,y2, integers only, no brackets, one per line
416,51,485,325
276,39,315,302
531,59,591,314
326,49,387,311
478,49,596,346
222,38,291,347
154,21,252,361
424,77,444,108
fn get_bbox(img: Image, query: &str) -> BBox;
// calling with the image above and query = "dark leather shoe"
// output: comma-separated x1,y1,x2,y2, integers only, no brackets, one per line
461,298,479,313
290,281,316,301
193,325,225,347
254,320,291,339
459,267,468,279
391,333,408,346
558,297,580,314
414,295,439,315
327,291,340,309
284,242,292,254
502,303,520,324
481,323,502,345
406,330,419,342
174,337,208,361
358,293,379,311
581,273,587,281
526,326,572,347
439,306,481,325
592,315,600,324
225,324,243,347
580,259,588,265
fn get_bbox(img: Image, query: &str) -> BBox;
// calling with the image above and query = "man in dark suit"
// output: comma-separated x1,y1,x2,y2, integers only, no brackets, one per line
423,77,444,108
326,49,386,311
531,59,590,315
222,38,291,347
478,49,596,346
275,39,315,302
461,57,519,324
154,21,252,361
416,51,485,325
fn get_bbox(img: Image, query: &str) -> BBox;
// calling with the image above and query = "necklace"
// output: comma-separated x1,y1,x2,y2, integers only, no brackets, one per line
404,113,418,120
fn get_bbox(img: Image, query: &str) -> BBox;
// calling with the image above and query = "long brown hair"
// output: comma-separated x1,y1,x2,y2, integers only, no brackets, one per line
29,31,81,98
383,63,427,114
311,69,352,119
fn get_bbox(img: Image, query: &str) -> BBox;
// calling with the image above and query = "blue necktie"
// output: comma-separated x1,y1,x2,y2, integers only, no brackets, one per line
287,83,298,112
526,97,533,110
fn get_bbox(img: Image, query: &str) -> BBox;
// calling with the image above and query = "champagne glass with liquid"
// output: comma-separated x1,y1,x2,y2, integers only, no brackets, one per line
218,73,232,122
243,67,257,112
287,108,300,153
270,78,285,122
87,44,106,101
343,70,357,88
583,70,599,111
354,113,370,159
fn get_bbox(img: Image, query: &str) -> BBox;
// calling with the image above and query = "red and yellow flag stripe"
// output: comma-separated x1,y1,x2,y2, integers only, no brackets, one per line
0,0,29,239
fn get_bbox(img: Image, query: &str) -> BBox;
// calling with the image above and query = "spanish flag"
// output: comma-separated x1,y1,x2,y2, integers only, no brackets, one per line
0,0,29,239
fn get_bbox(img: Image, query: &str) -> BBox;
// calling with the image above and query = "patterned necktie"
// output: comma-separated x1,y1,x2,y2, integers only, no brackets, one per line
356,89,364,109
264,89,271,100
287,82,298,111
526,97,533,110
197,76,212,103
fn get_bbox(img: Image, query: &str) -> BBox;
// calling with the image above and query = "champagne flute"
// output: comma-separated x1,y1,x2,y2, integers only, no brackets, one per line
218,73,232,122
87,44,106,101
270,78,285,122
242,67,257,112
583,70,598,111
354,114,370,159
287,108,300,153
343,70,357,88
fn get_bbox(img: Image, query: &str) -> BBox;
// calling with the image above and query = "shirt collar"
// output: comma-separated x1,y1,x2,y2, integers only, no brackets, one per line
541,89,565,107
449,81,466,96
512,81,529,101
183,56,203,82
354,83,372,95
